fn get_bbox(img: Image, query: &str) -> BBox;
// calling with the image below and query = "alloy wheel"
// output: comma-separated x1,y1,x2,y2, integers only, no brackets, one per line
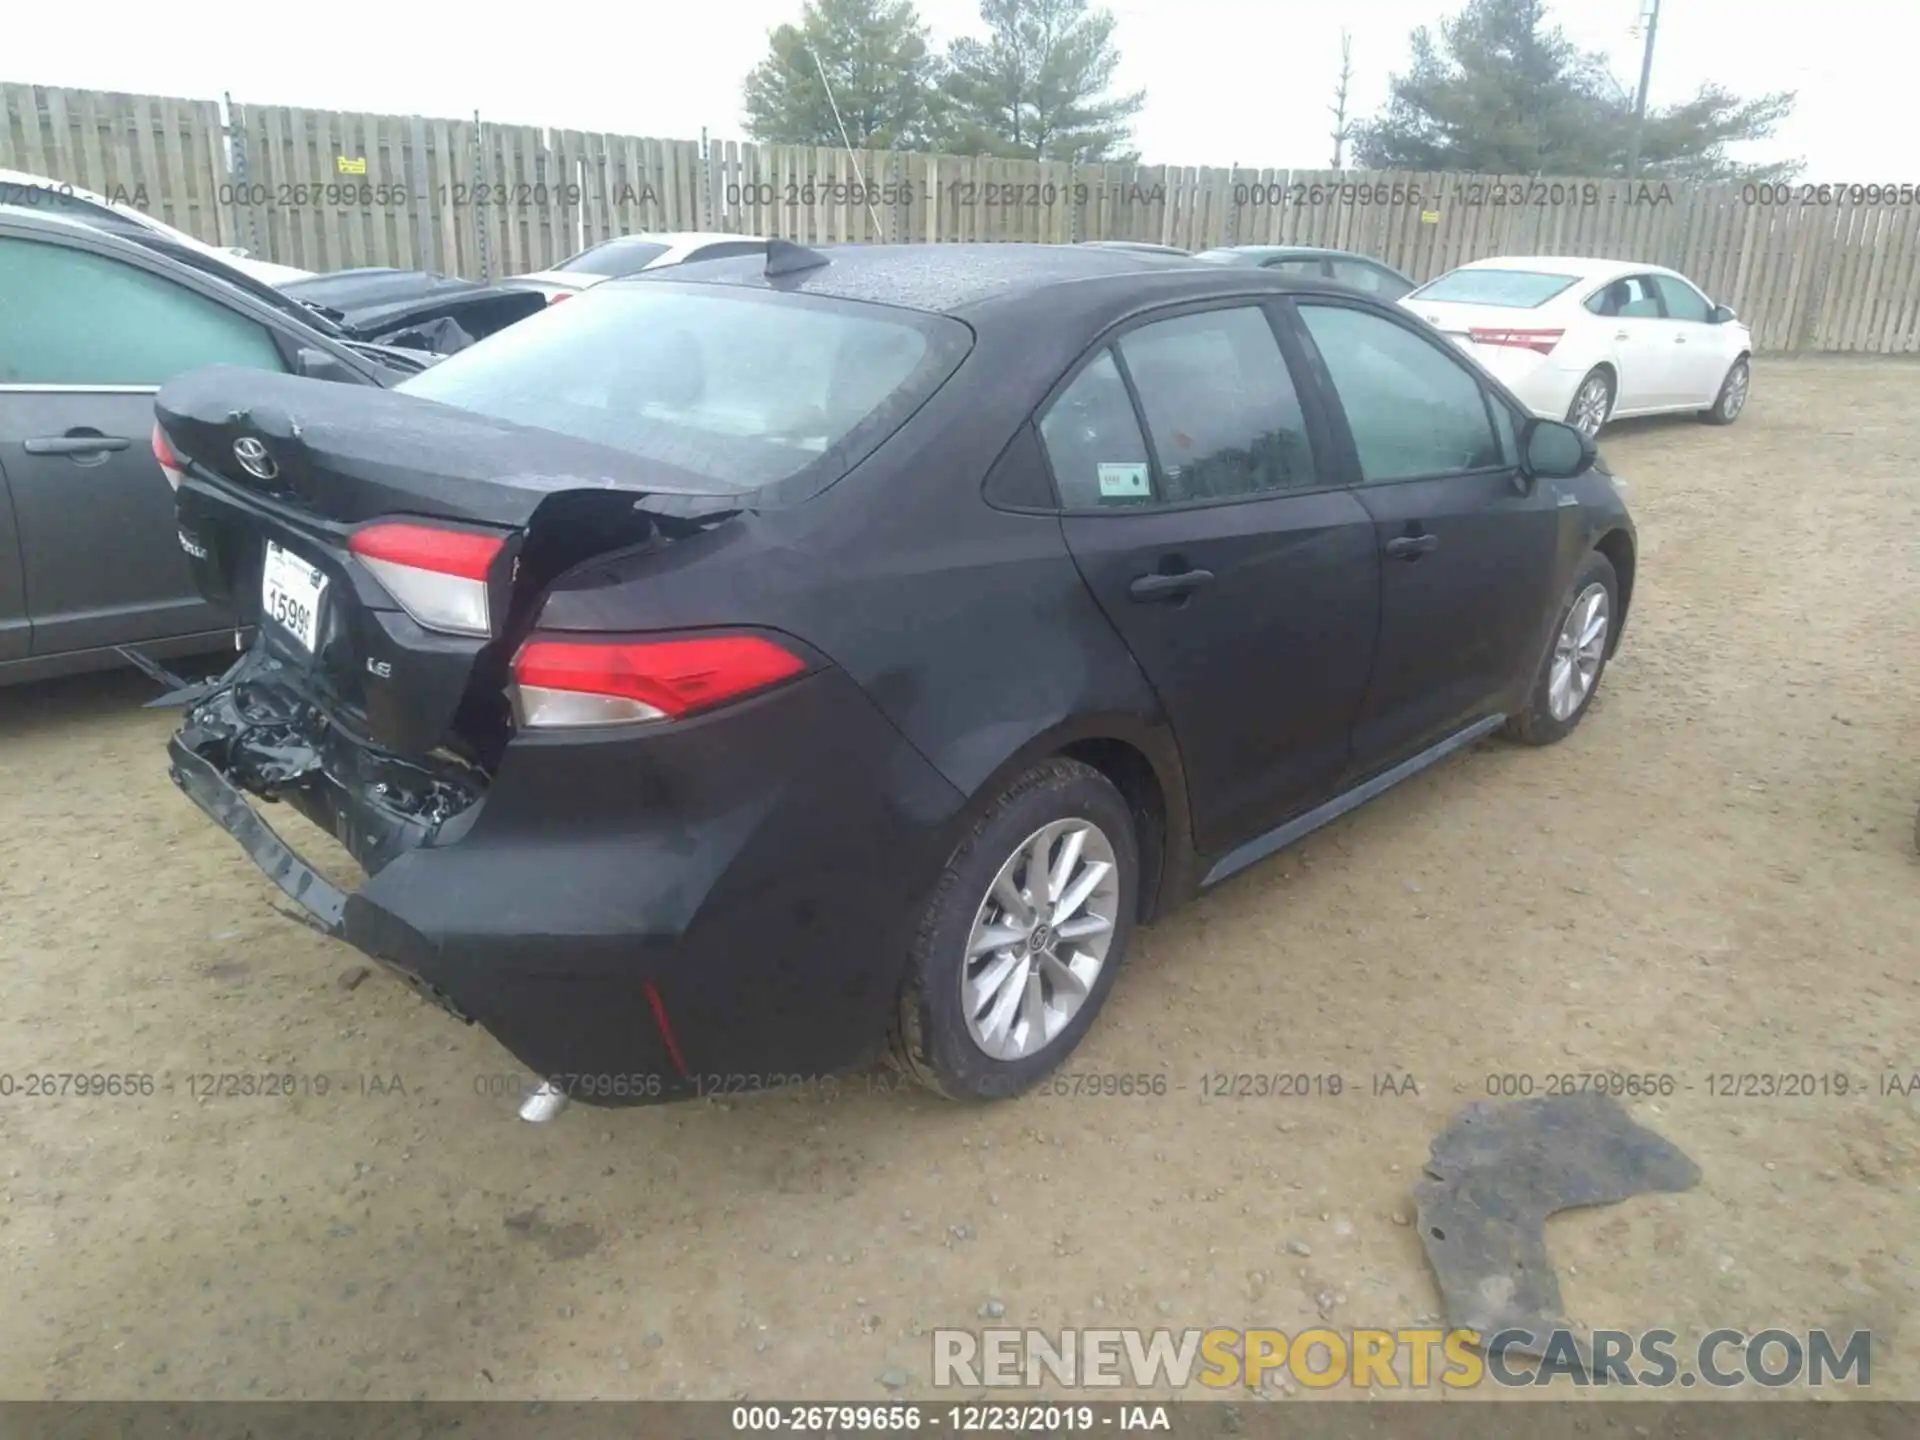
1722,363,1749,419
1571,376,1612,438
1548,582,1611,721
961,819,1121,1061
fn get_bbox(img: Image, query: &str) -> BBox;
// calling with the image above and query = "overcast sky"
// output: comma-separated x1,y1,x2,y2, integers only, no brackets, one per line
4,0,1900,178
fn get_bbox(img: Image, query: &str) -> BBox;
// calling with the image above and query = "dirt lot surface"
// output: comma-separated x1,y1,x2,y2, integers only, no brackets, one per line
2,359,1917,1404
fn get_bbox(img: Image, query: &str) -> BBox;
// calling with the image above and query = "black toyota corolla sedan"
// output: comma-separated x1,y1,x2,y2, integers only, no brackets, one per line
156,240,1636,1111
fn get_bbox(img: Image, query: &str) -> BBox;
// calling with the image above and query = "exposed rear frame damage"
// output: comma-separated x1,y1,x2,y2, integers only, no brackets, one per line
175,648,486,875
168,649,487,1028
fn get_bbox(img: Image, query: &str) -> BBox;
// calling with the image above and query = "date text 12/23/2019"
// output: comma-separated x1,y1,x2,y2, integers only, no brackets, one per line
728,1404,1168,1433
0,1071,406,1100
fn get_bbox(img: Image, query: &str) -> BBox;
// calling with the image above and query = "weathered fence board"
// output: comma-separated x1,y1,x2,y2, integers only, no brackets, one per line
8,81,1920,353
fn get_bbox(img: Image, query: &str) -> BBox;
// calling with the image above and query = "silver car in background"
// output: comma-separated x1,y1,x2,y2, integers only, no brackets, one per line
498,231,771,303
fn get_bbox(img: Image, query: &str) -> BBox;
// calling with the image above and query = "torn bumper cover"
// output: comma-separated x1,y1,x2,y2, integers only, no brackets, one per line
1413,1094,1702,1358
165,658,967,1106
167,672,482,1021
171,735,349,937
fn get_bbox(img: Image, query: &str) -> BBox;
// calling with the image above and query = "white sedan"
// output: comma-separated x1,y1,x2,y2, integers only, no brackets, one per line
0,167,312,285
499,231,770,303
1399,255,1752,437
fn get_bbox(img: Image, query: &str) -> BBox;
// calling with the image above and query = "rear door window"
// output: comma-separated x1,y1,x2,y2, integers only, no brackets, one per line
0,236,287,386
1586,275,1664,318
1114,305,1318,502
1038,351,1154,508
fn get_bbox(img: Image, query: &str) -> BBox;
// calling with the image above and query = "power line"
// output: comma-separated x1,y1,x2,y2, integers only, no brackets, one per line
1625,0,1662,180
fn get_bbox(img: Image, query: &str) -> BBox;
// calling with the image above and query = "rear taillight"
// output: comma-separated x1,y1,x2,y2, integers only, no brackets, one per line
547,292,571,305
510,635,807,729
153,424,185,491
1468,327,1565,355
348,521,507,638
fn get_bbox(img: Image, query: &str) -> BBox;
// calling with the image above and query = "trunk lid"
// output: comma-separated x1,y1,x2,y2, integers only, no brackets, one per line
1399,297,1571,383
157,366,741,762
1400,297,1542,344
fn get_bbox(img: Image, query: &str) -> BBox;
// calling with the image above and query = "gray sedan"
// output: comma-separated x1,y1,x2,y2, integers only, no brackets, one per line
1190,244,1416,300
0,210,404,684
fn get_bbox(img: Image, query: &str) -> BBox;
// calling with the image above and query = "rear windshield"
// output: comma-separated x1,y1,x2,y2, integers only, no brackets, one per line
1191,249,1259,265
1409,269,1579,307
394,281,971,493
553,239,671,276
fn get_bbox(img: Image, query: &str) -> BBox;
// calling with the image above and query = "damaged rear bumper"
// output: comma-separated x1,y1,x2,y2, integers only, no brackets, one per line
170,735,349,937
167,732,472,1024
166,656,967,1107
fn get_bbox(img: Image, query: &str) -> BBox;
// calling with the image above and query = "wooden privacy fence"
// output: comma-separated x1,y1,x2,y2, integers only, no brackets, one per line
8,79,1920,354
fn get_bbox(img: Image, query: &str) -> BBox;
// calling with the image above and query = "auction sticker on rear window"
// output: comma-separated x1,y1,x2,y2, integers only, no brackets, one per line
1097,462,1150,499
261,542,328,654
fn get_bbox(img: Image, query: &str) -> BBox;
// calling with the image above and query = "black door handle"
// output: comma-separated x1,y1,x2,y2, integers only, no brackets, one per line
25,434,132,456
1385,533,1439,560
1129,568,1215,602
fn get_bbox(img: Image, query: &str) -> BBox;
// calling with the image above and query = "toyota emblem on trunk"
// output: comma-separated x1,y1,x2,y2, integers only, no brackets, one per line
232,437,278,481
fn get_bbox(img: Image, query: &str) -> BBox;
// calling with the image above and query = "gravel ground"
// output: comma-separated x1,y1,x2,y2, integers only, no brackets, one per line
1,358,1916,1403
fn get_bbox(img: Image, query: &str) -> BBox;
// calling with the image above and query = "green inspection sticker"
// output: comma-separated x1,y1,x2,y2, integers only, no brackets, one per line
1097,462,1150,498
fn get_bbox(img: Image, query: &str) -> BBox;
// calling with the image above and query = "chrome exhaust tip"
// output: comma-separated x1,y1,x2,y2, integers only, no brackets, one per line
518,1080,570,1123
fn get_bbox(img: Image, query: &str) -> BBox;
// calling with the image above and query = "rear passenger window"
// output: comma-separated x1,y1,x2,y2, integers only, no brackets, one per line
1588,275,1663,318
1329,259,1410,299
1038,350,1155,508
1115,307,1317,501
1297,303,1502,482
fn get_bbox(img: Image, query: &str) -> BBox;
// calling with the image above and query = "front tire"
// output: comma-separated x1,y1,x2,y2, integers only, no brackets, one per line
891,758,1138,1101
1504,551,1619,746
1700,356,1750,425
1567,368,1614,439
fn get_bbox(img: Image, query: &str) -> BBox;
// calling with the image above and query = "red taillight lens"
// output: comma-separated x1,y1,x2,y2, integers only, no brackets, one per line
547,291,571,305
510,635,807,729
348,521,508,637
1468,327,1565,355
153,424,186,491
349,522,503,579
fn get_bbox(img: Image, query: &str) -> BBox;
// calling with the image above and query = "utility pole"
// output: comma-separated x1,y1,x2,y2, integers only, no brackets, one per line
1329,29,1355,169
1625,0,1662,180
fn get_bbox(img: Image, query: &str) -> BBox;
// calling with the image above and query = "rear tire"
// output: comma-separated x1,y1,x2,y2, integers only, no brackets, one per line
891,758,1137,1101
1700,356,1750,425
1504,551,1619,747
1566,368,1614,439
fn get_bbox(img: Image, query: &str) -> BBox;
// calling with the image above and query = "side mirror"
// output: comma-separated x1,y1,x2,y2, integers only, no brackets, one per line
1709,304,1737,324
1521,417,1594,481
295,347,360,384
